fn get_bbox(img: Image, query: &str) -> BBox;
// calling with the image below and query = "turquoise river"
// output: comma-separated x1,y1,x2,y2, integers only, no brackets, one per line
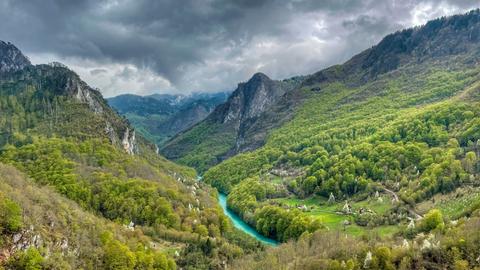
217,193,278,246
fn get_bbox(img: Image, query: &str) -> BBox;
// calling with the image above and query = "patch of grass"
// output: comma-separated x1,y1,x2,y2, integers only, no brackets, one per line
274,196,327,207
354,197,393,215
272,195,397,237
269,175,284,184
373,225,400,237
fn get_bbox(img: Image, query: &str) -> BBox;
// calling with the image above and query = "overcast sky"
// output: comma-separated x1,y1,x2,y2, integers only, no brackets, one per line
1,0,479,97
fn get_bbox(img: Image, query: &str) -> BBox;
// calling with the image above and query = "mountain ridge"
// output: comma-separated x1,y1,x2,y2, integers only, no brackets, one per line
160,72,304,171
0,60,139,155
201,9,480,249
107,91,229,146
161,9,480,173
304,9,480,87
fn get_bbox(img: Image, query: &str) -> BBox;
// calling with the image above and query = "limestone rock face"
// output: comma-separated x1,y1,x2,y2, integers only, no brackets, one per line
63,72,104,114
161,72,304,170
216,73,286,127
122,128,137,155
208,72,297,154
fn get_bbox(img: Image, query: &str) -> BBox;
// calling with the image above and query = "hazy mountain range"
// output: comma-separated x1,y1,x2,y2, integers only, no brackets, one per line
107,92,229,146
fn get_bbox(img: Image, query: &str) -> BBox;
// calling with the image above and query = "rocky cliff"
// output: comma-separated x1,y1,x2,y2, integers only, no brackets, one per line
213,73,286,125
161,73,303,171
209,72,301,153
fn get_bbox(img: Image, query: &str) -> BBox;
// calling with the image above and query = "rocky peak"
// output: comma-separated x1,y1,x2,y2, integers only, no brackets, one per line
249,72,270,82
220,72,285,127
160,72,303,169
0,41,31,73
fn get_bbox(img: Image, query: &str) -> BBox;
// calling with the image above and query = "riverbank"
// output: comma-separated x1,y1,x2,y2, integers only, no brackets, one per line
218,193,279,246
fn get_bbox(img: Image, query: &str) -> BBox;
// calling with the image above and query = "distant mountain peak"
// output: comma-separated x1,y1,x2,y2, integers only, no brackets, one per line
250,72,270,80
221,72,283,123
107,91,229,146
0,40,31,73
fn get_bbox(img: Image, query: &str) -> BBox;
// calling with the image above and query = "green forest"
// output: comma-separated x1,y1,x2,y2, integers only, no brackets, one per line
200,12,480,269
204,63,480,244
0,64,261,269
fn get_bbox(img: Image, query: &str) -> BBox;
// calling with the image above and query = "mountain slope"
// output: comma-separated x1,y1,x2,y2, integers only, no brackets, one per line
303,8,480,86
108,92,229,146
163,9,480,175
0,42,259,269
161,73,303,172
0,164,176,269
197,9,480,245
0,61,139,154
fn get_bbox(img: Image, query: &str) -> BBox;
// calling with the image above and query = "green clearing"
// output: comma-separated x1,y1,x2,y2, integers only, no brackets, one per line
272,195,398,237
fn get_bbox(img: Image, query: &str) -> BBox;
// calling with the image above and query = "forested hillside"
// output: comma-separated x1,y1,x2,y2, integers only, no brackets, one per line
0,164,176,269
0,42,259,269
196,10,480,269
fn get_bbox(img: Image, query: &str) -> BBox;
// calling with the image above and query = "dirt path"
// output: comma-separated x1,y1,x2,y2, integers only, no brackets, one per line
382,186,423,220
382,187,399,201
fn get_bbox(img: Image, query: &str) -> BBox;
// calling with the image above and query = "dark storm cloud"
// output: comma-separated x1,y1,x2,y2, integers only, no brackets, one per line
1,0,479,96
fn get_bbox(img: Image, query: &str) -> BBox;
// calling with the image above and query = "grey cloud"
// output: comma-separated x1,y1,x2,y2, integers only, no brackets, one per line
118,66,137,80
90,68,108,76
1,0,478,95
